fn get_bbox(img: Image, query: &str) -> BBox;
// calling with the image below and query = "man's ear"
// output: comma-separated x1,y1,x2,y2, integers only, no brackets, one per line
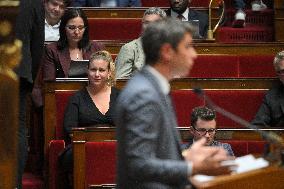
159,43,173,63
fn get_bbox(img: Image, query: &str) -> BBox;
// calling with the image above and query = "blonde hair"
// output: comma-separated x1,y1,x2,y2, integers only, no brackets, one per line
89,50,116,86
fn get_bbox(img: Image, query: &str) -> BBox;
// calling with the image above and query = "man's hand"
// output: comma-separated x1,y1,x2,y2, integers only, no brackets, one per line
183,138,236,176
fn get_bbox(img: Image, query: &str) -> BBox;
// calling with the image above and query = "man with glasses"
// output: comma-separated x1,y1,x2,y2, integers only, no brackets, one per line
251,51,284,127
182,106,234,156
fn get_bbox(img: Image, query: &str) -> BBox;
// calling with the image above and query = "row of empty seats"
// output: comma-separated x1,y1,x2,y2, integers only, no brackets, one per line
87,16,274,43
111,53,276,78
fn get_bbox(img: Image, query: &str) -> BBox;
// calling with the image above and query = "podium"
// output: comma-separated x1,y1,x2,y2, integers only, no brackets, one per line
191,166,284,189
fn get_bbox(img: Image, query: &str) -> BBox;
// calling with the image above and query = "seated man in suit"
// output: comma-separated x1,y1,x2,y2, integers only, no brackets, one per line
251,51,284,127
115,7,167,78
166,0,208,38
182,106,234,156
117,0,141,7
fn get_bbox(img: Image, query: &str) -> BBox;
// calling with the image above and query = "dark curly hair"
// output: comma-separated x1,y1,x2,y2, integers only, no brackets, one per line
191,106,216,128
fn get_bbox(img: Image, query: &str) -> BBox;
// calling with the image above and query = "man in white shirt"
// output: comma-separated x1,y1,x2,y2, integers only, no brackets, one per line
44,0,71,41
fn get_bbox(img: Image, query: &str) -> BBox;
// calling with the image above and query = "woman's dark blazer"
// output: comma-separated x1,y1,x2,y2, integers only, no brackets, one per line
32,41,104,107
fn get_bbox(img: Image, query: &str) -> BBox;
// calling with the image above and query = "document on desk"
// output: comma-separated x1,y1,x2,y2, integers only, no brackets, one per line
192,154,269,182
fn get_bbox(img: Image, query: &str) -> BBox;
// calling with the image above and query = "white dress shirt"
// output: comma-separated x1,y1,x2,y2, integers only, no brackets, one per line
45,19,60,41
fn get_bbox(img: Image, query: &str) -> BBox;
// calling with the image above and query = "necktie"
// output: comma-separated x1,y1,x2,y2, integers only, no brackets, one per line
177,14,183,21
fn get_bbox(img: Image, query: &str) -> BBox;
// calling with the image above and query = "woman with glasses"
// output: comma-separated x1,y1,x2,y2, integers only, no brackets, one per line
32,8,104,107
182,106,235,156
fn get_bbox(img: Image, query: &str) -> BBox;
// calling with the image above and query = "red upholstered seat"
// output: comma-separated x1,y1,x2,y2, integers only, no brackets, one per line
247,140,267,155
239,55,275,78
85,142,116,186
47,92,74,189
141,0,210,7
171,90,204,127
224,9,274,27
55,91,76,139
223,0,272,8
48,140,65,189
206,90,266,128
22,173,44,189
171,89,266,128
217,25,274,43
222,140,266,157
222,140,248,157
88,18,141,40
189,55,239,78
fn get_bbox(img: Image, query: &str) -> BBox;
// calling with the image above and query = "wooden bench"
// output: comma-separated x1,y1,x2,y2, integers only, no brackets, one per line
69,127,284,189
102,41,284,55
44,78,281,153
44,78,281,189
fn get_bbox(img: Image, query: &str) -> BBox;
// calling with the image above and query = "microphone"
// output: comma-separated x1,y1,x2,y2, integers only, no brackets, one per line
193,88,284,165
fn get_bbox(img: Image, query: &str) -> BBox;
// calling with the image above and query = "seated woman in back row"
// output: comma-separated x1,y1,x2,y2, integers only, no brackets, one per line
59,50,119,188
63,50,119,138
32,8,104,107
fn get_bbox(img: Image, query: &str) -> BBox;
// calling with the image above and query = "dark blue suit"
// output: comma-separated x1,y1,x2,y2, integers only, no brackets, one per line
117,0,141,6
72,0,101,6
166,8,208,38
234,0,245,9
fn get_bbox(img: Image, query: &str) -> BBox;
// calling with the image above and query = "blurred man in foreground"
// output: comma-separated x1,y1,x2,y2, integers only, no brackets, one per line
115,18,234,189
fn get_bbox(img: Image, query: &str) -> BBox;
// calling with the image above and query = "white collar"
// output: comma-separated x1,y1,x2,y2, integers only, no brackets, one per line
171,8,189,21
45,19,61,28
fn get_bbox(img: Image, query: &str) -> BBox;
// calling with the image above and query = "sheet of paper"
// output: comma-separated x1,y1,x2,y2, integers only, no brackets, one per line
192,154,269,182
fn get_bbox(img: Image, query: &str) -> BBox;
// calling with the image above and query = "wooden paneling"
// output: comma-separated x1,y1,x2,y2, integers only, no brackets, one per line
101,41,284,54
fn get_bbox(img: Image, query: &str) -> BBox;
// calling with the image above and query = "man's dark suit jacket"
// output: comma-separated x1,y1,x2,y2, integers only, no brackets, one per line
166,8,209,38
15,0,45,83
115,67,190,189
72,0,101,6
251,82,284,127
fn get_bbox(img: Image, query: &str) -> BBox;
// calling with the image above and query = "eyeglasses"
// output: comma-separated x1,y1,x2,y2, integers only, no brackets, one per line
193,127,216,135
276,69,284,76
66,25,86,32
